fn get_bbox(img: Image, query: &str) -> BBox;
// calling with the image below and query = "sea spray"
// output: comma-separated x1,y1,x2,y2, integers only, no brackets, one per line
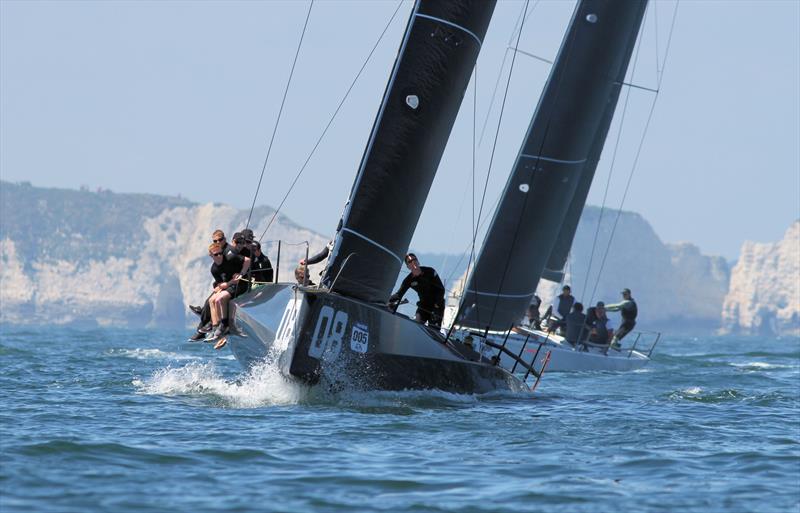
134,357,309,408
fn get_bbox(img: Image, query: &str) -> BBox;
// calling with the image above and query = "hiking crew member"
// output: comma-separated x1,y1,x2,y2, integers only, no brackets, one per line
565,302,588,345
551,285,575,333
586,301,611,345
389,253,445,329
606,288,637,349
189,229,236,341
230,232,251,259
250,241,274,284
206,241,250,341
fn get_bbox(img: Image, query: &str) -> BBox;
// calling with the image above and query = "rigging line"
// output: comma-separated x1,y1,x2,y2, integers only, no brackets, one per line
245,0,315,232
657,0,680,90
484,0,587,331
509,47,553,65
478,0,542,146
441,64,479,291
257,0,406,242
468,0,532,329
589,90,660,304
579,3,648,304
619,81,658,94
654,0,661,79
587,1,680,305
471,63,477,280
444,189,502,289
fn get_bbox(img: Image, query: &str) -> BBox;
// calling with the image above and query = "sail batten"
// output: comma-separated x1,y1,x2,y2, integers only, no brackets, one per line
457,0,648,331
323,0,497,303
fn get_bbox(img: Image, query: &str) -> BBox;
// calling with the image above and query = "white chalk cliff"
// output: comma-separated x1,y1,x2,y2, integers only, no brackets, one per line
721,221,800,336
444,206,730,332
526,207,730,331
1,182,796,335
0,182,328,327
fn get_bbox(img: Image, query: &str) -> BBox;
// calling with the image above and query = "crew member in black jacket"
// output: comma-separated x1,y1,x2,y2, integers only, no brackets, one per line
388,253,445,329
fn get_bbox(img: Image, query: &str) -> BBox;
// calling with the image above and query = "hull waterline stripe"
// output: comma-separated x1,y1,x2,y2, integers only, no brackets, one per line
520,154,587,165
341,228,403,264
465,289,535,299
415,13,483,46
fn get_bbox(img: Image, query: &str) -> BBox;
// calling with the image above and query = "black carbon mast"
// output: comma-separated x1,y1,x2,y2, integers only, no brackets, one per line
322,0,497,303
457,0,648,331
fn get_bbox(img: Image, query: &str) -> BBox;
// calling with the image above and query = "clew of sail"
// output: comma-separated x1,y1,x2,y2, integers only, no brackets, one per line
322,0,497,304
457,0,649,331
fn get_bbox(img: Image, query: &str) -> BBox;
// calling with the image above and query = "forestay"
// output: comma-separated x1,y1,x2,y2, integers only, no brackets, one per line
458,0,648,331
323,0,497,303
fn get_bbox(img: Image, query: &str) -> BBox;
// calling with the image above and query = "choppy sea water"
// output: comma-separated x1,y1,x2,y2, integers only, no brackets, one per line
0,326,798,513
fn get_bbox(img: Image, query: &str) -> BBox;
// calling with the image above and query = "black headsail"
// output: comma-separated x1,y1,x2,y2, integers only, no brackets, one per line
457,0,648,331
322,0,496,303
540,18,643,284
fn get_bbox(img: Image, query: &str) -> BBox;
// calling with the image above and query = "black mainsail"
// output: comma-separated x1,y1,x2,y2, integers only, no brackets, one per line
323,0,497,304
457,0,648,331
228,0,551,393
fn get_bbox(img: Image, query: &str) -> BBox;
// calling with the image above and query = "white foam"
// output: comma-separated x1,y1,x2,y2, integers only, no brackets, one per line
731,362,792,370
683,386,702,395
113,348,202,361
133,358,308,408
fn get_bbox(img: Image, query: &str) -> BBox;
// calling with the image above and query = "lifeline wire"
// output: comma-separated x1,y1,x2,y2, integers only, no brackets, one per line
258,0,406,242
245,0,315,232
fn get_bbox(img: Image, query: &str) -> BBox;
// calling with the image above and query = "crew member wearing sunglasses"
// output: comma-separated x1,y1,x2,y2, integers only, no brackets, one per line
388,253,445,329
205,240,250,341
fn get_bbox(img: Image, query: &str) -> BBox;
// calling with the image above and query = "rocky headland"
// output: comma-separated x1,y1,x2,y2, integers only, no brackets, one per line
1,181,797,336
721,221,799,336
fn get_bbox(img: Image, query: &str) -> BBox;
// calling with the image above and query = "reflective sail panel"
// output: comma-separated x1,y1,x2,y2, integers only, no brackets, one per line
458,0,648,331
324,0,497,303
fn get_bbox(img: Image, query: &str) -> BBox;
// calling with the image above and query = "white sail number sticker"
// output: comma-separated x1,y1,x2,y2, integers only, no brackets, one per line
350,323,369,354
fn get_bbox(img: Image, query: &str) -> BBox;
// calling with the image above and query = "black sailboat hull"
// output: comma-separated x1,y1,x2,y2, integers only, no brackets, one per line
229,284,523,394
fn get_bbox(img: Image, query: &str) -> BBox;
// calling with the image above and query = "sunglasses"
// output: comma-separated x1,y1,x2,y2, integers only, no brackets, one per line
212,238,225,243
210,252,223,257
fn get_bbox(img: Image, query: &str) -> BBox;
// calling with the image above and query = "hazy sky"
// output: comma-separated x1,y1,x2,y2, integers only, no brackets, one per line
1,0,798,260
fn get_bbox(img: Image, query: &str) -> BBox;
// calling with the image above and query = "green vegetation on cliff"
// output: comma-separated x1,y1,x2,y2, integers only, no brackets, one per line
0,181,194,267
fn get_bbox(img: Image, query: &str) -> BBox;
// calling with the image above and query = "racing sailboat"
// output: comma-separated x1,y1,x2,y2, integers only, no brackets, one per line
447,0,657,372
225,0,548,393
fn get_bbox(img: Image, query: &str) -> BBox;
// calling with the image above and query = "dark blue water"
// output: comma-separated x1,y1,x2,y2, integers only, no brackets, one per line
1,326,798,512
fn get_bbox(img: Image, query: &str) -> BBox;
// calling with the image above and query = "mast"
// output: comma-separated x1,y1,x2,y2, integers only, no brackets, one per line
457,0,648,331
322,0,497,303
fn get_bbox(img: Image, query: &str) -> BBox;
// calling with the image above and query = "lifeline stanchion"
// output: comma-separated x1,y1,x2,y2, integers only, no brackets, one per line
275,241,282,283
531,351,551,392
510,332,531,374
